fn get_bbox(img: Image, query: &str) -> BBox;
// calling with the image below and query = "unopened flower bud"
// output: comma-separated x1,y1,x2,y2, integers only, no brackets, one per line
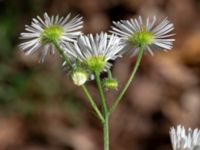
103,78,118,90
71,69,88,86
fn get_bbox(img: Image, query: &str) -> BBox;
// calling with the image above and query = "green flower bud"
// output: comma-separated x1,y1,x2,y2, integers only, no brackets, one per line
71,69,88,86
103,78,118,90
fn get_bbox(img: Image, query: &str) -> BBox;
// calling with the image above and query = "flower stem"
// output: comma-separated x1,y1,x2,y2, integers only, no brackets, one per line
53,41,104,123
81,85,104,123
52,40,72,67
109,46,145,115
103,114,109,150
108,70,113,79
94,71,108,115
94,71,109,150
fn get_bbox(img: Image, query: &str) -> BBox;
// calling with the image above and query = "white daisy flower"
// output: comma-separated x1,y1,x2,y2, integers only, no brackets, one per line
19,12,83,62
170,125,200,150
63,32,124,72
110,16,175,55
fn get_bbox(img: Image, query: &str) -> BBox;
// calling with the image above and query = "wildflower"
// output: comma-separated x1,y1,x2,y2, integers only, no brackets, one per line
170,125,200,150
64,33,124,73
110,16,175,55
19,12,83,62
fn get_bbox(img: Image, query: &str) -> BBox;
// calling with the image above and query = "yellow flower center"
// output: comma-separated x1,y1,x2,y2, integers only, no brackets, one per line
129,27,154,47
41,25,64,43
85,55,106,72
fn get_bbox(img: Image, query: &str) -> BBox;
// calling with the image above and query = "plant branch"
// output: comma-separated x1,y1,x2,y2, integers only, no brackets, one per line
81,85,104,123
109,46,145,115
94,71,108,116
52,40,71,67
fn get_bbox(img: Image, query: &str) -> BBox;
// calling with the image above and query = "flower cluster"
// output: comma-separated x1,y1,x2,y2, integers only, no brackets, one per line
18,12,200,150
19,12,176,150
170,125,200,150
19,13,174,86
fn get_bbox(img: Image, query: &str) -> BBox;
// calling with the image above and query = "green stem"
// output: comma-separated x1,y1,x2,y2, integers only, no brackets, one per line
109,46,145,115
103,115,109,150
107,70,113,79
52,40,71,67
81,85,104,123
53,40,110,150
94,71,110,150
53,41,104,123
94,71,108,116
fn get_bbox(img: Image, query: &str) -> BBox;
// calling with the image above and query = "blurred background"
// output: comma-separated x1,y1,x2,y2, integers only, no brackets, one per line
0,0,200,149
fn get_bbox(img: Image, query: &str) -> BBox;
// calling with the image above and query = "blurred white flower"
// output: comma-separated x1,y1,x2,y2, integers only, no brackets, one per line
63,32,124,72
110,16,175,55
170,125,200,150
19,12,83,62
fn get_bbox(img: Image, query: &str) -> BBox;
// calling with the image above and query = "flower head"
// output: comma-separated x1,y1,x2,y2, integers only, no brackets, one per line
110,16,175,55
170,125,200,150
19,12,83,62
64,32,124,73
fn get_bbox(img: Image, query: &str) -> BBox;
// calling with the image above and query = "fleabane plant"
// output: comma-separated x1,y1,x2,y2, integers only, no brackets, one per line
19,13,175,150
